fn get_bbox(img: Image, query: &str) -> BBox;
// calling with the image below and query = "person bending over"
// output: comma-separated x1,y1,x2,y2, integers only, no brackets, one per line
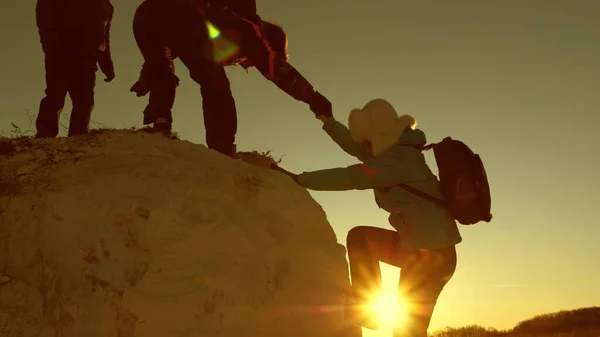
130,19,292,137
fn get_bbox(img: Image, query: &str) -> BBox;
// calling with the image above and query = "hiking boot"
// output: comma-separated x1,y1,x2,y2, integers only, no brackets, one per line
344,295,380,330
68,129,89,137
212,144,236,158
35,131,56,139
152,117,172,136
35,124,58,139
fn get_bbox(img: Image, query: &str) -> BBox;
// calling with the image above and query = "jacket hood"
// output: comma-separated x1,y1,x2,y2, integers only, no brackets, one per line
397,128,427,147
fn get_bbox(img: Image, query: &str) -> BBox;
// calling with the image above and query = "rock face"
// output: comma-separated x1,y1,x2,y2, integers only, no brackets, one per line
0,130,360,337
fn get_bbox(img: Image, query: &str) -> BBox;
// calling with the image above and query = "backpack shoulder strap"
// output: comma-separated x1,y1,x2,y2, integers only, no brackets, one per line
397,183,446,207
404,143,436,151
421,143,436,151
395,142,443,205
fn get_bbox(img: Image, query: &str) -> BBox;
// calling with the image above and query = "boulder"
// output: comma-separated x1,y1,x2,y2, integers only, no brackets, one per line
0,130,360,337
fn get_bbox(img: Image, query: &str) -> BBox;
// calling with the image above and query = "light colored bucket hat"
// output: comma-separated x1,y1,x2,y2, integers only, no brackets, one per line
348,98,417,156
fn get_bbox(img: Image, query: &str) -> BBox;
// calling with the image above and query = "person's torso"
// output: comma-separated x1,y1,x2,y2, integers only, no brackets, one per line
45,0,112,50
369,145,463,250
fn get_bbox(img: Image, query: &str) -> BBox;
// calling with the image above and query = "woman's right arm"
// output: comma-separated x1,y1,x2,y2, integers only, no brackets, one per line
319,116,369,161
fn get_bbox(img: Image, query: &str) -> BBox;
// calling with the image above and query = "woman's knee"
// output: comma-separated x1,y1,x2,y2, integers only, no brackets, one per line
347,225,398,244
346,226,372,246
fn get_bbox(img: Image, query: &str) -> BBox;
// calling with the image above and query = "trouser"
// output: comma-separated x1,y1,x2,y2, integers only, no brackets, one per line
346,226,457,337
133,0,237,154
141,48,178,125
36,46,98,138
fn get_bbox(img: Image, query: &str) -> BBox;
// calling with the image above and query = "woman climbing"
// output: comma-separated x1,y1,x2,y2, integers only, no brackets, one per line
271,98,462,337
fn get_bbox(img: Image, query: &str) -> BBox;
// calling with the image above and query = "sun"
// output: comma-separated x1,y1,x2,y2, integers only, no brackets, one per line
366,289,405,328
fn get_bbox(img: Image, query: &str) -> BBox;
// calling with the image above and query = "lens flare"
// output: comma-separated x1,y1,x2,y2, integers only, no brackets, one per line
368,290,404,328
205,21,240,64
206,21,220,39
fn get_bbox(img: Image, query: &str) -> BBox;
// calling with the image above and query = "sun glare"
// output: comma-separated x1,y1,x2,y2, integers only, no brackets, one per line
368,289,404,328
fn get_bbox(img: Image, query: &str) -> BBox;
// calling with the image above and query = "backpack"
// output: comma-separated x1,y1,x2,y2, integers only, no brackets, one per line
398,137,493,225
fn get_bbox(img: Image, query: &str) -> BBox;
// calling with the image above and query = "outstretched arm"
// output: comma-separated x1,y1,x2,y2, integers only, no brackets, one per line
295,154,402,191
264,61,332,118
319,117,369,161
228,15,332,118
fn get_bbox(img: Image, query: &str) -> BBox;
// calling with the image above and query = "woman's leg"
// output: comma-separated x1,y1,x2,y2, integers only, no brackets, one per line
345,226,405,329
394,245,457,337
346,226,402,300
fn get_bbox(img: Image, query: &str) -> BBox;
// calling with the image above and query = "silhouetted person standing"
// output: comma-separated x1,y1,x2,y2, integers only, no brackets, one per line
35,0,115,138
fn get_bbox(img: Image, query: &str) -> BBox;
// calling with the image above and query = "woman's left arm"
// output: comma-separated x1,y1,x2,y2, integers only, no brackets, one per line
295,155,401,191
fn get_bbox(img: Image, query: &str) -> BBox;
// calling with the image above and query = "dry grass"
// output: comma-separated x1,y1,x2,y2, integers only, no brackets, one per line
0,115,36,157
429,307,600,337
0,114,184,201
235,150,283,169
0,135,34,158
86,125,181,140
0,113,181,159
1,120,284,205
1,112,282,181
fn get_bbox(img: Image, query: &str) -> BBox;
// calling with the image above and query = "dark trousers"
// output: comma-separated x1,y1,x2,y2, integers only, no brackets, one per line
133,0,237,153
346,226,457,337
36,47,98,137
141,47,178,126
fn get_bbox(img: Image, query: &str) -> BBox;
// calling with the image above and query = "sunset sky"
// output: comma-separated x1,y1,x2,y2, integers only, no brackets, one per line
1,0,599,335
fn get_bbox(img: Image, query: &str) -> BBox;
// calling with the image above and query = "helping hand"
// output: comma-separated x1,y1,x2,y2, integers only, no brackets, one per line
269,163,299,183
318,115,332,124
309,91,333,119
104,71,115,83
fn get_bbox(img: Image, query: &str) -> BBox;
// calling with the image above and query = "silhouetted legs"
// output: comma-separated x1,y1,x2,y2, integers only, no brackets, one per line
67,53,98,136
173,26,237,155
37,54,68,138
139,50,178,127
346,226,457,337
133,1,238,156
395,245,456,337
36,48,98,138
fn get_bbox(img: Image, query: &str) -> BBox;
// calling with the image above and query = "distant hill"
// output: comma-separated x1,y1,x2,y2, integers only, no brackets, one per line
430,307,600,337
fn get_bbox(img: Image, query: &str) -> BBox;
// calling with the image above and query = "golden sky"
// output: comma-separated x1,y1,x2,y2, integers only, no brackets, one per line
1,0,599,334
